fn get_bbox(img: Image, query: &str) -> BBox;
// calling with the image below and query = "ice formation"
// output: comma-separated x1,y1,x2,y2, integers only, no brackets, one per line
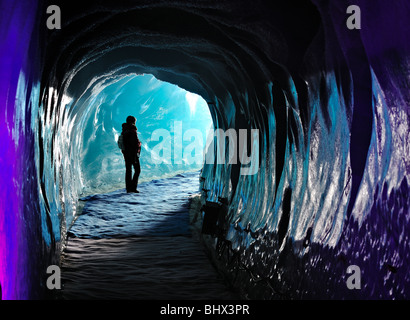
0,0,409,299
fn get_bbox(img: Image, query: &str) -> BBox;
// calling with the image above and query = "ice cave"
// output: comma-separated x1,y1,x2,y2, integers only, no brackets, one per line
0,0,409,300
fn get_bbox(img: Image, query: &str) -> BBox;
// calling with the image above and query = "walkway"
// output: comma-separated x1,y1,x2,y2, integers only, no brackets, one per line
60,172,237,299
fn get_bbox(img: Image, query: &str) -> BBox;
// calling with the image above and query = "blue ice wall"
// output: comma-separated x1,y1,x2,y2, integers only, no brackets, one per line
199,0,410,299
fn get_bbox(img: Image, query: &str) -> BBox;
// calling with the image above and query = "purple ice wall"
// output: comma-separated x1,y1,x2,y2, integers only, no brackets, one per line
0,0,51,300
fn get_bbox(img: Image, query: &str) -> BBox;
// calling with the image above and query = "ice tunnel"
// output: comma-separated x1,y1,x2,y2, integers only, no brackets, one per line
0,0,409,300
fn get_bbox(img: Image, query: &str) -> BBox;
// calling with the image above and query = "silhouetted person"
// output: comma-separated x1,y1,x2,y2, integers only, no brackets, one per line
122,116,141,193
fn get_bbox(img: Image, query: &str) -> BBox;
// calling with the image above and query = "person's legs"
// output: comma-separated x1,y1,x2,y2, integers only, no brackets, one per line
132,158,141,192
124,159,133,192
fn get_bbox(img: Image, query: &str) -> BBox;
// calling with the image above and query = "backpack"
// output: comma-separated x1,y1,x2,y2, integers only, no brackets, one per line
117,134,125,151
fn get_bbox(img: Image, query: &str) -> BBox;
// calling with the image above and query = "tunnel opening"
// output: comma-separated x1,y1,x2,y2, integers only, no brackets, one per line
72,73,213,196
61,71,214,239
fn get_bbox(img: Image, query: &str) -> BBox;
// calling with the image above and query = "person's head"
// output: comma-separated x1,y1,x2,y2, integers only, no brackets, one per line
126,115,136,125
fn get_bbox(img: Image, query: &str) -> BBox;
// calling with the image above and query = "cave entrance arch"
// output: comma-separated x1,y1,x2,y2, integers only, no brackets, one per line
74,73,213,197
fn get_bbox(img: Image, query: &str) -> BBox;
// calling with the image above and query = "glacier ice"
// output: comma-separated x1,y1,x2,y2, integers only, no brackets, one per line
0,0,409,299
